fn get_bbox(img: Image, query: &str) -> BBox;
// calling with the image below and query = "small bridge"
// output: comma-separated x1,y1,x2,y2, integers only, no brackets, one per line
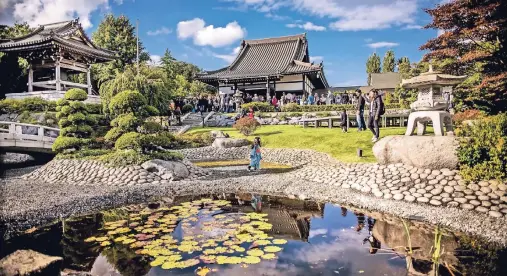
0,121,59,154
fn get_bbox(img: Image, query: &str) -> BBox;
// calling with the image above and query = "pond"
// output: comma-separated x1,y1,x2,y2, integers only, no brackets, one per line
1,194,506,276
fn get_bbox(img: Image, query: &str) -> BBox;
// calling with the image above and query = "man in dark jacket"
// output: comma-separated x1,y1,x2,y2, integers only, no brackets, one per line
367,89,383,142
355,89,366,131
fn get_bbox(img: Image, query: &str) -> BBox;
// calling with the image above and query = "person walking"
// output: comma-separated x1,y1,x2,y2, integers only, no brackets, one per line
308,93,315,105
355,89,366,131
367,90,384,143
174,106,182,126
340,108,348,133
247,137,262,171
271,96,278,111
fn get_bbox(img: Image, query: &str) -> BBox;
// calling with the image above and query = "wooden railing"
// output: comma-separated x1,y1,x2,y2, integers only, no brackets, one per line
0,121,60,152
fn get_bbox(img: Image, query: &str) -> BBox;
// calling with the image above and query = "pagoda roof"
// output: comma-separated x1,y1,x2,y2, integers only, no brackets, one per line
197,33,329,88
0,19,116,62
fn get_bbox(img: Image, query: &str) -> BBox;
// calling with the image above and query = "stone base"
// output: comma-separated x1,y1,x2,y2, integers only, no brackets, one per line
373,135,459,170
6,91,101,104
405,111,452,136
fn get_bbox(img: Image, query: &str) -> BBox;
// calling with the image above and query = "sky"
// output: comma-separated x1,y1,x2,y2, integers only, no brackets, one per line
0,0,446,87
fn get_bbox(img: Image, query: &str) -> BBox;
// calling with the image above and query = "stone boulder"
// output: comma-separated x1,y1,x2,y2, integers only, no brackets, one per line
373,135,459,170
210,130,228,139
141,159,189,181
0,249,63,276
212,138,250,149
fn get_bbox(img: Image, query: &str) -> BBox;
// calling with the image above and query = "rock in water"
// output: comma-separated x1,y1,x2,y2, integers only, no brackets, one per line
212,138,250,149
372,135,459,170
0,249,63,276
141,159,190,180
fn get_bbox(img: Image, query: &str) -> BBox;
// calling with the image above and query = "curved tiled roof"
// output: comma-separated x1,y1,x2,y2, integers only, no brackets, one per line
0,19,116,61
198,33,328,88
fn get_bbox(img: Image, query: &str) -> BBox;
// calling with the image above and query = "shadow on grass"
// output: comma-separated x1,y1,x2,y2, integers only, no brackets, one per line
256,131,283,136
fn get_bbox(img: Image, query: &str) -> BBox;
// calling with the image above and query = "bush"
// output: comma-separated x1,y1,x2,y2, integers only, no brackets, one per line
111,113,140,132
453,109,485,126
0,98,57,114
68,112,86,124
64,88,88,101
97,149,151,167
61,125,93,137
149,151,184,161
115,132,142,151
52,136,86,153
241,102,275,112
140,132,175,150
233,117,261,136
144,105,160,116
56,149,112,160
281,103,402,112
85,103,102,114
104,127,123,142
139,121,162,134
182,104,193,114
457,114,507,181
109,90,148,116
177,132,213,148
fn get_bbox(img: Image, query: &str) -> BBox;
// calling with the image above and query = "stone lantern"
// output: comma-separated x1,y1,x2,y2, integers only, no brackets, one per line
402,65,466,136
233,91,243,113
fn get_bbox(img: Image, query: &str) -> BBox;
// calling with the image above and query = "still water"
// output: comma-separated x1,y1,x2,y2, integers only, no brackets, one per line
1,194,506,276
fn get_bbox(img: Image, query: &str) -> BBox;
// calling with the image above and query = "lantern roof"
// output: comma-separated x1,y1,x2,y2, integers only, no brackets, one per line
401,65,467,89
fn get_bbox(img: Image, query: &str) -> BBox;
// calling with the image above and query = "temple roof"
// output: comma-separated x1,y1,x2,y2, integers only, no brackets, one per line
197,33,328,88
0,19,116,62
371,72,402,89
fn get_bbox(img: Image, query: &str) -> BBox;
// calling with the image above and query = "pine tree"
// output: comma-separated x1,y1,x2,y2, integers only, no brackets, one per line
382,50,396,73
397,57,412,79
366,53,381,86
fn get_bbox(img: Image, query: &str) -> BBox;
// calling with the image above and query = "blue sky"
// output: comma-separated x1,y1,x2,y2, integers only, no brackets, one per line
1,0,446,86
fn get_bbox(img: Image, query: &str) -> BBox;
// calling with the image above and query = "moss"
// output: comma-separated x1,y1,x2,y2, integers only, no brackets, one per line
64,88,88,101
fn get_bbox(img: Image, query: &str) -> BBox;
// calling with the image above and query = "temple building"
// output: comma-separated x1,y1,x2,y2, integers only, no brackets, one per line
197,34,329,98
0,19,116,103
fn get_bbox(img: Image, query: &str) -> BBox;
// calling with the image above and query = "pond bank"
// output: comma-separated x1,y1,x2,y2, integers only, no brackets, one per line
1,146,507,245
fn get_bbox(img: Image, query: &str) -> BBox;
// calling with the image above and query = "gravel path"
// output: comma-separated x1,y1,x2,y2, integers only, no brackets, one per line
2,168,507,245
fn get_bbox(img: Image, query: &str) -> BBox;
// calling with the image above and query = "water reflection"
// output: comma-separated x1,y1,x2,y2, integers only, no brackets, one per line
1,194,506,276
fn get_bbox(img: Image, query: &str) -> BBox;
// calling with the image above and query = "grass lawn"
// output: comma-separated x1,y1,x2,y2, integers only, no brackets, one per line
188,125,410,163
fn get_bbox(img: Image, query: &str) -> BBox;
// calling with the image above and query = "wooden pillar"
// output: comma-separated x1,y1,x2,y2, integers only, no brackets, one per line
28,65,34,92
266,77,270,100
55,60,61,91
87,65,92,95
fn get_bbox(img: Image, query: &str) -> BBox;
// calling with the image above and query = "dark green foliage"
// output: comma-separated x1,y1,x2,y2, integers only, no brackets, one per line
111,113,140,132
52,137,86,153
149,151,184,161
61,125,94,137
85,103,103,114
64,88,89,101
139,121,162,134
104,127,123,142
182,104,193,114
241,102,275,112
115,132,142,151
56,149,113,160
457,114,507,181
144,105,160,116
68,112,86,124
0,98,57,114
140,133,174,150
109,90,148,116
176,132,213,148
97,149,152,167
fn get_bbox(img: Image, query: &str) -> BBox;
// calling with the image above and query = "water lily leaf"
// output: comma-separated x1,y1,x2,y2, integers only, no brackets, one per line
261,253,277,260
272,239,288,245
150,257,166,267
264,246,282,253
84,237,96,243
243,256,261,264
100,241,111,247
196,266,211,276
95,237,109,242
247,248,264,257
114,236,127,242
255,240,271,246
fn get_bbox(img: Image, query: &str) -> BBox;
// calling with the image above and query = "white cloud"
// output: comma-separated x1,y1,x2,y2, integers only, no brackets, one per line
403,24,423,30
147,27,172,36
366,41,399,49
149,55,161,66
212,46,242,63
310,56,323,63
177,18,246,48
286,21,326,31
265,13,290,21
2,0,110,29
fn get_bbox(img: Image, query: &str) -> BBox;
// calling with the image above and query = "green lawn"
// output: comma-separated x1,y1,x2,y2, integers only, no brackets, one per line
188,125,409,163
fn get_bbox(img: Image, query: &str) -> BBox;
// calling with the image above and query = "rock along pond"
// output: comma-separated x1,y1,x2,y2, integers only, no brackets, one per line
1,194,506,276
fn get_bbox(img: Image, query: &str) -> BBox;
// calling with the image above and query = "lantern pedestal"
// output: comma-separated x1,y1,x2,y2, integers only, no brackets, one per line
405,111,453,136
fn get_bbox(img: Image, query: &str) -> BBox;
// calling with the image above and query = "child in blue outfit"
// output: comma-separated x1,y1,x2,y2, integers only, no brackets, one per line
247,137,262,171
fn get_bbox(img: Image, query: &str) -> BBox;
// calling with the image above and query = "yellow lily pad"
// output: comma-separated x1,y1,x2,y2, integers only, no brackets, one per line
264,246,282,253
272,239,288,245
247,248,264,257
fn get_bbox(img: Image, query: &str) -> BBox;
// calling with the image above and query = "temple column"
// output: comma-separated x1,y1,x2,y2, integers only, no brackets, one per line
87,65,92,95
28,65,33,92
266,77,270,100
55,61,61,91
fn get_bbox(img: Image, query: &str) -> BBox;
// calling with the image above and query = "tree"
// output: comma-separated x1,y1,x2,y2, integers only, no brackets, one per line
174,75,191,97
92,14,149,71
421,0,507,114
366,53,381,85
382,50,396,73
397,57,412,79
0,23,31,98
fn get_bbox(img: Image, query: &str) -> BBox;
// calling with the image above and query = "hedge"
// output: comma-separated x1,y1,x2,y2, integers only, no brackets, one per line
0,97,103,114
241,102,275,112
64,88,88,101
115,132,142,151
280,103,402,112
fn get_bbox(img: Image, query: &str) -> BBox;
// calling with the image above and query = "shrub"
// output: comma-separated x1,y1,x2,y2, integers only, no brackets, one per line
52,136,85,153
0,98,58,114
144,105,160,116
111,113,140,132
139,121,162,134
64,88,88,101
177,132,213,148
233,117,261,136
104,127,123,142
140,132,175,151
280,103,301,112
68,112,86,124
109,90,148,116
457,114,507,181
56,149,112,160
115,132,142,151
149,151,184,161
287,112,303,117
61,125,93,137
85,103,102,114
182,104,193,114
241,102,275,112
453,109,485,126
97,149,151,167
281,103,402,113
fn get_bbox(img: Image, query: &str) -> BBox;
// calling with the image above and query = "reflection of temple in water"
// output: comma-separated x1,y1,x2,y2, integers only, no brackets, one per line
227,194,325,242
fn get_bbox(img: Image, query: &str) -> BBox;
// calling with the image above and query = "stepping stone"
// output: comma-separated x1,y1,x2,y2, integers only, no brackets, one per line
430,200,442,206
489,211,503,218
461,203,475,210
475,206,489,213
417,197,429,203
404,195,416,202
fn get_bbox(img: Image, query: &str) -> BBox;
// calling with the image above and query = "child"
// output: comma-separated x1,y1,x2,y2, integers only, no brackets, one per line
247,137,262,171
340,108,348,133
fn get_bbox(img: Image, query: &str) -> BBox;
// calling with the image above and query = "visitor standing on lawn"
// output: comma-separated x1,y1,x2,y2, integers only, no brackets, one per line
248,137,262,171
355,89,366,131
367,89,385,143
